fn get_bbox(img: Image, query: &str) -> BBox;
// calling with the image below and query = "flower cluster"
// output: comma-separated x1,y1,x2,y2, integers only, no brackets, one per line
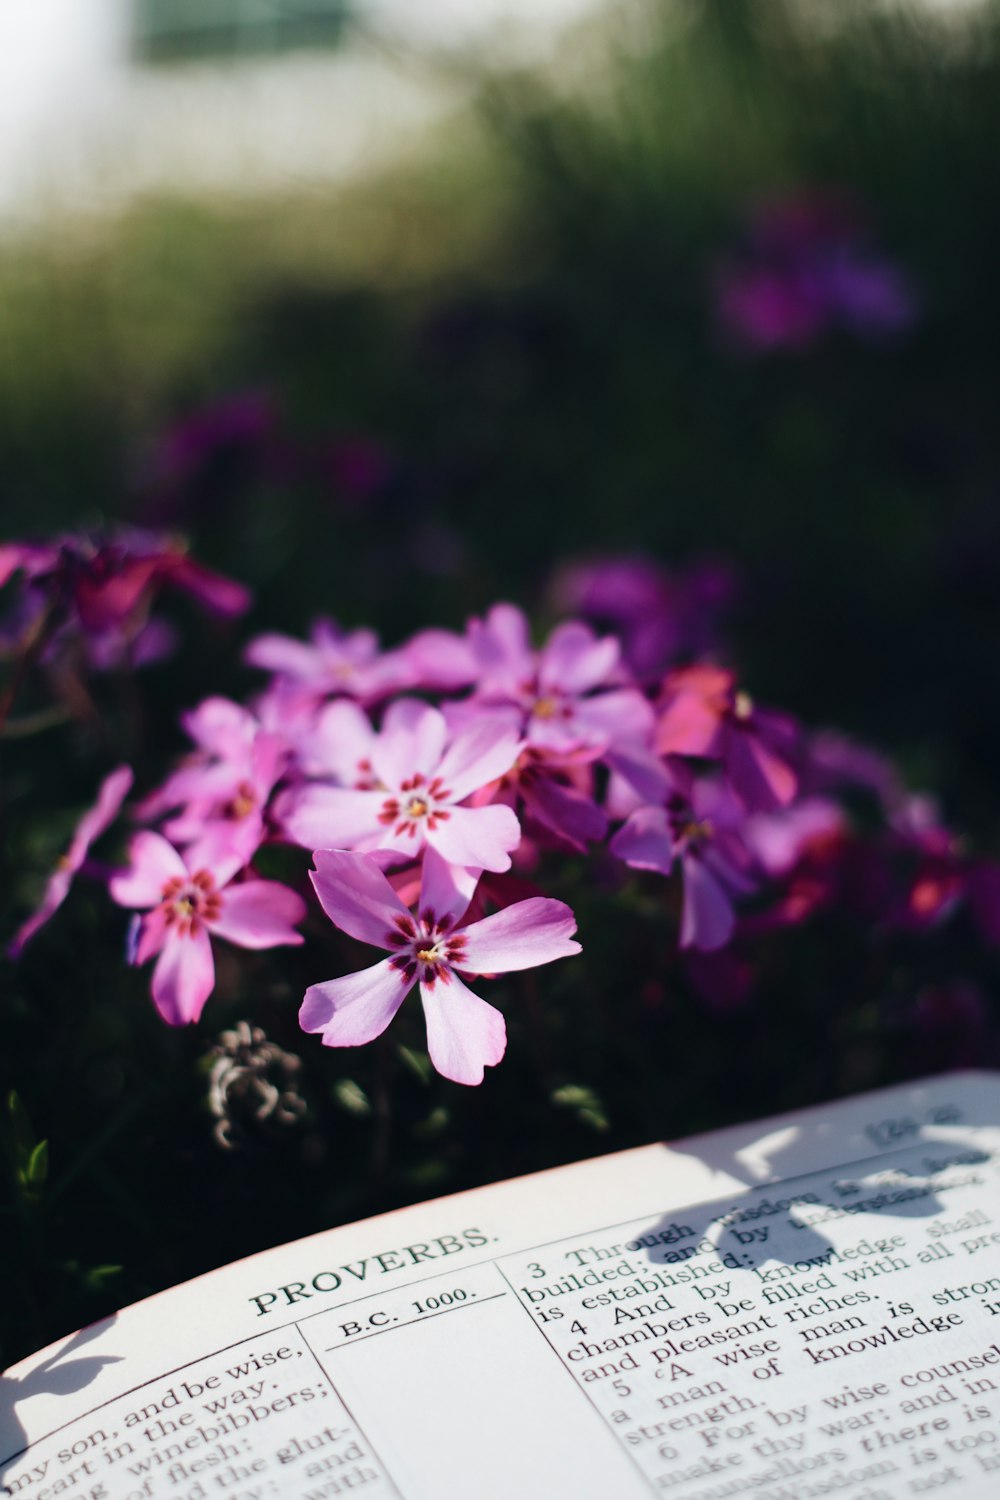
715,189,917,352
8,538,998,1084
0,528,250,683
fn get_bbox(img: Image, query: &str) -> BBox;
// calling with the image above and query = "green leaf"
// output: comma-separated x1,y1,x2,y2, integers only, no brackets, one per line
332,1079,371,1116
397,1045,432,1085
24,1140,48,1188
551,1084,610,1133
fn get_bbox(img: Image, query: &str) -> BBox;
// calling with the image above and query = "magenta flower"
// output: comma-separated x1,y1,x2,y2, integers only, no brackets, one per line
655,665,798,813
283,699,522,873
138,698,284,867
0,530,250,633
301,849,580,1084
715,189,916,352
110,833,306,1025
9,766,134,957
611,782,756,951
245,618,413,707
457,604,653,754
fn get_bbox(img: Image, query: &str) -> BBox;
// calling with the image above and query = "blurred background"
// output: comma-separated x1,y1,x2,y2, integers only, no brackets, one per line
4,0,1000,1362
3,0,999,822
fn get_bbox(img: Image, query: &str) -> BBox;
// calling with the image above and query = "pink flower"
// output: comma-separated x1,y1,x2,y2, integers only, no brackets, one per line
0,530,250,633
9,766,134,957
301,849,580,1084
655,665,798,812
610,782,756,951
461,605,651,754
282,699,522,873
138,697,284,866
110,833,306,1025
245,618,412,707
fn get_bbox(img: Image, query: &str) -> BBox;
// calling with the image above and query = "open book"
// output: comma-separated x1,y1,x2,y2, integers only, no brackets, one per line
3,1072,1000,1500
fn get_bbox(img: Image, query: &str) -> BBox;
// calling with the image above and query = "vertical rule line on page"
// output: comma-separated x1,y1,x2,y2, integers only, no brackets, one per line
490,1261,660,1498
292,1320,406,1500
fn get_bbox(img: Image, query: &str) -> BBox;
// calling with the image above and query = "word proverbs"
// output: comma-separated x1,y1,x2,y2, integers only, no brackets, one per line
249,1227,490,1314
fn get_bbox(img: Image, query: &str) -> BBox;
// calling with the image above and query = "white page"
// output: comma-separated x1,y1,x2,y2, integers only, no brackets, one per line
3,1070,1000,1500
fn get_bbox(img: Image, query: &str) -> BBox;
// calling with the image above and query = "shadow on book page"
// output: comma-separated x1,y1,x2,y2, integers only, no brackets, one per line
3,1072,1000,1500
0,1321,120,1491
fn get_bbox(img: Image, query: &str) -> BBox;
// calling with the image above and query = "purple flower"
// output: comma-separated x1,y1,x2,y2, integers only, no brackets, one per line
301,849,580,1085
610,782,756,951
0,530,250,633
459,604,653,755
9,766,134,957
110,833,305,1025
549,554,736,680
655,665,799,812
715,189,917,352
245,618,413,708
282,699,522,873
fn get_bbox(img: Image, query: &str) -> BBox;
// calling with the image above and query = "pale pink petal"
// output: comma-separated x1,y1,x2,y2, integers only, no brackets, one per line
300,957,413,1045
403,627,479,690
418,846,477,929
184,812,266,875
609,807,676,876
426,803,521,873
282,785,384,849
298,700,375,781
469,603,533,692
180,697,257,756
372,700,448,788
310,849,410,946
110,831,187,908
420,970,506,1085
538,622,620,696
151,928,215,1025
456,897,580,974
245,631,322,679
573,689,654,747
435,719,522,800
209,879,306,949
680,855,735,952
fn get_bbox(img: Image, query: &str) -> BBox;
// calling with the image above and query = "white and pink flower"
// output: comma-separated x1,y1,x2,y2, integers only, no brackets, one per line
110,832,306,1025
301,849,580,1085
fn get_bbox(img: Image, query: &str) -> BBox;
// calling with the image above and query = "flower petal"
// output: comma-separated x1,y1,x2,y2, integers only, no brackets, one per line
680,855,735,952
427,803,521,873
372,700,448,789
420,970,506,1085
435,719,522,801
538,621,619,696
151,929,215,1024
418,846,477,930
110,831,187,908
210,880,306,949
300,957,413,1045
282,786,384,850
456,897,580,973
524,771,608,851
310,849,410,947
609,807,676,876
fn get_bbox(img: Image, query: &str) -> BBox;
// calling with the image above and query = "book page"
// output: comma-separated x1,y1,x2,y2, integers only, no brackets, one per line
3,1071,1000,1500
